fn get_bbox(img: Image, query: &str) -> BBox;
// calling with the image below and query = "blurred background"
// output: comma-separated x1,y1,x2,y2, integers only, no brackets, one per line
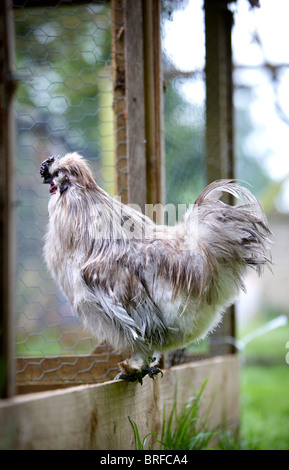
13,0,289,448
163,0,289,449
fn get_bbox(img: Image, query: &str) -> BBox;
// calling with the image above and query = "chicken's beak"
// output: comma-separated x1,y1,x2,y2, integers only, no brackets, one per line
42,175,52,184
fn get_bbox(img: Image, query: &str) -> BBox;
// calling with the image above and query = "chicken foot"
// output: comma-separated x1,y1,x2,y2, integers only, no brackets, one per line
114,355,163,384
114,366,163,384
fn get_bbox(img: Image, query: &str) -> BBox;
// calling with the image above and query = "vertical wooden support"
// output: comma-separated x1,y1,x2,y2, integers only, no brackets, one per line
205,0,235,183
124,0,147,211
0,0,17,398
205,0,236,355
143,0,165,207
111,0,128,203
113,0,164,211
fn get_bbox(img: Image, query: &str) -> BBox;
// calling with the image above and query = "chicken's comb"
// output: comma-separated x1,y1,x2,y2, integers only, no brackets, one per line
39,156,57,178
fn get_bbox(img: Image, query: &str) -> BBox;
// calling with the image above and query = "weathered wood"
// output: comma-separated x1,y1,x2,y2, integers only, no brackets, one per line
113,0,164,211
0,0,17,398
0,355,239,450
112,0,165,211
205,0,234,182
204,0,236,355
111,0,128,202
124,0,147,211
143,0,165,208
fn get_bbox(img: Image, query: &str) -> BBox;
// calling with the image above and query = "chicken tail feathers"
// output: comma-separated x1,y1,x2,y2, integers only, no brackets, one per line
188,179,272,277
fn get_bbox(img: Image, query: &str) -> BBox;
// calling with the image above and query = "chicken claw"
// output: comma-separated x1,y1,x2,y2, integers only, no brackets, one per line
114,371,144,384
114,366,163,385
142,365,163,380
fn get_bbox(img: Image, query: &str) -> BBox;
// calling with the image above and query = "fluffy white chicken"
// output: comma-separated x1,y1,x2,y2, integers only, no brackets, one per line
40,153,271,383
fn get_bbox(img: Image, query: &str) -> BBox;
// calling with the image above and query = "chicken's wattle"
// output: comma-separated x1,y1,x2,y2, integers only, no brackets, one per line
49,182,57,195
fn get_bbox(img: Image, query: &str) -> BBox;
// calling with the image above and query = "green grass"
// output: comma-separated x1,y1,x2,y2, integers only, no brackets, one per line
238,313,289,364
129,366,289,451
241,365,289,450
238,313,289,450
129,379,240,450
156,379,217,450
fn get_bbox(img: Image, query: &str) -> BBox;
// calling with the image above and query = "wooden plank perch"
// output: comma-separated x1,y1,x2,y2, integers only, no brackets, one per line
0,355,239,450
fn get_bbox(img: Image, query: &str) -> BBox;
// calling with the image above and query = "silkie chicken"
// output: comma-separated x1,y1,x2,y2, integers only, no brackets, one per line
40,153,272,383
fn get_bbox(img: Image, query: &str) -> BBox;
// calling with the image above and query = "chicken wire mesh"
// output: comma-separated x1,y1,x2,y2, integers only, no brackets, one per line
14,0,123,385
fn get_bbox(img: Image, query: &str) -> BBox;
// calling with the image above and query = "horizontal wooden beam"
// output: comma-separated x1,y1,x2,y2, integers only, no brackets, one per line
1,355,239,450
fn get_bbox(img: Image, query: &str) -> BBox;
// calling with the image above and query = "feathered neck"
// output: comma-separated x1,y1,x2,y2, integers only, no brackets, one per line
48,182,156,252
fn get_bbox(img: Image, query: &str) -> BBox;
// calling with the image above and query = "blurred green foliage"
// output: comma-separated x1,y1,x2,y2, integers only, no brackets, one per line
164,80,206,208
14,3,112,167
241,365,289,450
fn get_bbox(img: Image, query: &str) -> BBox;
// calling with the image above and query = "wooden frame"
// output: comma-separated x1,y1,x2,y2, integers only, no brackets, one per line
111,0,128,202
205,0,235,184
124,0,147,211
112,0,165,209
205,0,237,355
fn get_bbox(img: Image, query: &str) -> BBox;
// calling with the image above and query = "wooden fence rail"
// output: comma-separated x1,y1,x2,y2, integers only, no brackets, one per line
0,355,239,450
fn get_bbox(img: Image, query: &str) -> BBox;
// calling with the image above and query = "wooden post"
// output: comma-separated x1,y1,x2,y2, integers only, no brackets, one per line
204,0,236,355
118,0,164,211
205,0,235,182
143,0,165,207
0,0,17,398
111,0,128,203
124,0,147,211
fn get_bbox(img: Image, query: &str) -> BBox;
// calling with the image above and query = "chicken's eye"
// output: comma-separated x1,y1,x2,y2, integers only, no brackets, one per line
54,170,59,178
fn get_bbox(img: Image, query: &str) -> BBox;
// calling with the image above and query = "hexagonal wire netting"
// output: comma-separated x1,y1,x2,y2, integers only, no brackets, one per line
14,0,120,385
